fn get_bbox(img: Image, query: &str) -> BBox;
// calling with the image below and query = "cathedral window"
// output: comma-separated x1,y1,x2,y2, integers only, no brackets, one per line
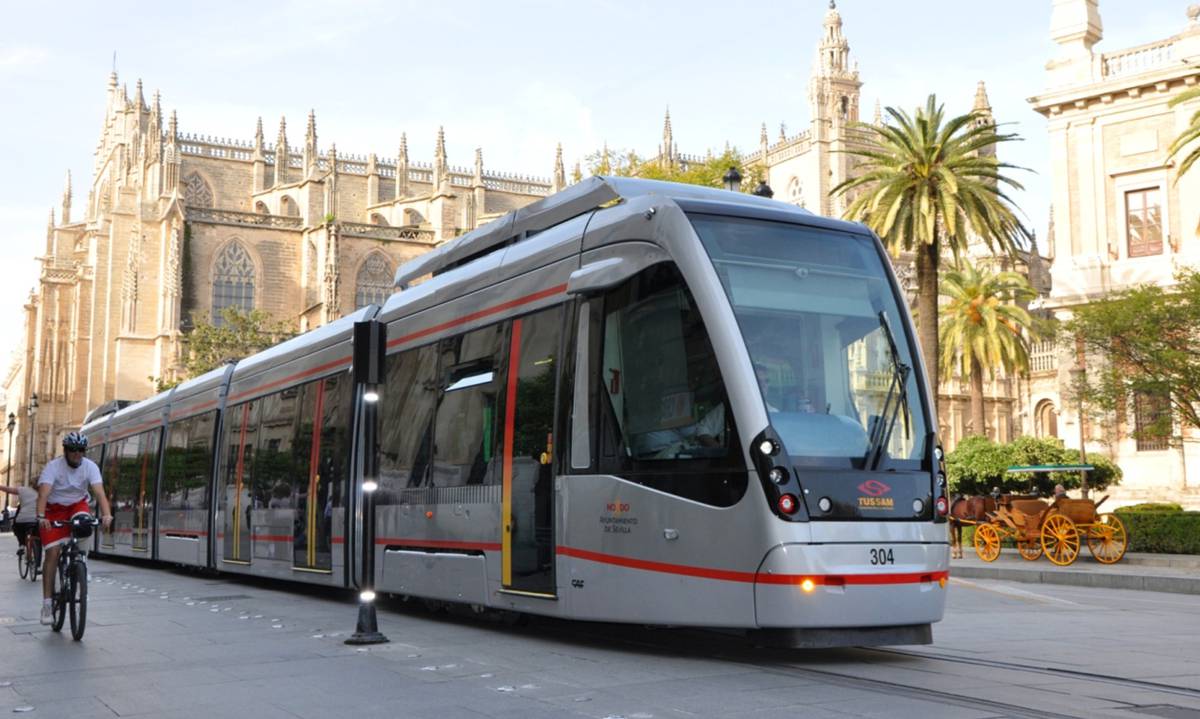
786,177,804,208
1125,188,1163,258
280,195,300,217
211,241,255,325
355,252,394,308
183,172,214,208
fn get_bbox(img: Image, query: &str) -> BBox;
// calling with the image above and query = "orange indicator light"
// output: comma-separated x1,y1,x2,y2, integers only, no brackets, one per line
425,511,434,519
939,577,947,588
800,578,816,593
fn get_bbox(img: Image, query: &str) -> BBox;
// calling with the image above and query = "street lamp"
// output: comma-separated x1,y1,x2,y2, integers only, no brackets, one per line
752,180,775,198
722,166,742,193
26,393,38,487
4,413,14,512
1068,368,1089,498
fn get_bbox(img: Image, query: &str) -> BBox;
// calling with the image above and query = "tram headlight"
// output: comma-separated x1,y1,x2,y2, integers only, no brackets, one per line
768,467,788,484
758,439,778,456
934,446,943,461
937,473,947,487
912,498,925,514
817,497,832,513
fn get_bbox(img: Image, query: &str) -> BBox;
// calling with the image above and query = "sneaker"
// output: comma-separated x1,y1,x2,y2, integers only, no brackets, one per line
40,604,52,625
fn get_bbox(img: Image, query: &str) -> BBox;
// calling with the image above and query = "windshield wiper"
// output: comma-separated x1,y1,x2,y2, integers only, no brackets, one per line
864,311,911,470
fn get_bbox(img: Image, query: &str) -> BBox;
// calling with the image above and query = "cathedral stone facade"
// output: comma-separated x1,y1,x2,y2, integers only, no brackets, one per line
3,72,566,483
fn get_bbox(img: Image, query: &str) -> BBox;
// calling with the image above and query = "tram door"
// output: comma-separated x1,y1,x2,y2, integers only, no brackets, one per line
221,401,259,564
502,307,561,595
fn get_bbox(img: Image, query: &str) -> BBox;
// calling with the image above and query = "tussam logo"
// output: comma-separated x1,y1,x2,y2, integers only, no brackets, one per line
857,479,891,497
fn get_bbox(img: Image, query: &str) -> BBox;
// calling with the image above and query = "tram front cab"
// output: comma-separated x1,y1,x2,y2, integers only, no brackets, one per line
685,210,950,643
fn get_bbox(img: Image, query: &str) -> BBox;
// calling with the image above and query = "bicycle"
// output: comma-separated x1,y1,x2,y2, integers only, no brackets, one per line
16,530,41,582
48,514,98,640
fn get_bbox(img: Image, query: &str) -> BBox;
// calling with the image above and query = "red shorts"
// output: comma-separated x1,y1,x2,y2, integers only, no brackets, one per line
40,500,91,549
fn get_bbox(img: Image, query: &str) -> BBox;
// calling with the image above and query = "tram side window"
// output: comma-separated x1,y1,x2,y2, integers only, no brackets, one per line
596,263,747,507
221,401,260,512
432,324,507,487
257,389,300,509
188,411,215,510
378,343,438,498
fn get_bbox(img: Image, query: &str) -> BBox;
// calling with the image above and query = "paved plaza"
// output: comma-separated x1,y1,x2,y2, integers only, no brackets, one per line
0,547,1198,718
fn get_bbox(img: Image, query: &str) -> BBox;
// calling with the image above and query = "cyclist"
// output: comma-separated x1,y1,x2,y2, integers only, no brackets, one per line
0,482,39,560
36,432,112,625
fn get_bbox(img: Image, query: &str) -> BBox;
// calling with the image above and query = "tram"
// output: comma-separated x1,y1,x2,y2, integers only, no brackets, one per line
80,176,950,647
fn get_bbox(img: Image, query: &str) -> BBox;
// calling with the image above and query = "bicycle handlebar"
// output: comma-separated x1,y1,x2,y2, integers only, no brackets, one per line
48,516,101,528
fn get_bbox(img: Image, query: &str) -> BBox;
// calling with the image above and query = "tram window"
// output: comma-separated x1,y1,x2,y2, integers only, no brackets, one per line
596,263,747,507
162,412,215,512
432,324,506,487
220,400,260,557
378,343,438,496
288,373,351,569
256,391,299,510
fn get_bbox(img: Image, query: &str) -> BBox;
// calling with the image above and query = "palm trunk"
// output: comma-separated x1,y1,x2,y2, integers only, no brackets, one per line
970,356,985,438
915,239,940,425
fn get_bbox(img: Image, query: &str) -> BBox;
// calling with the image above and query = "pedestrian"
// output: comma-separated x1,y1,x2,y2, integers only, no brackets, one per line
1053,483,1068,500
0,482,40,559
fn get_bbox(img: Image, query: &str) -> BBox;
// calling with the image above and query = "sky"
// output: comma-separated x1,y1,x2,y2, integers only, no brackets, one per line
0,0,1192,384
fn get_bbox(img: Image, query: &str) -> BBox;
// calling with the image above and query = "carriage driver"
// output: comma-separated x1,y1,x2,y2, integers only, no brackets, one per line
35,432,113,625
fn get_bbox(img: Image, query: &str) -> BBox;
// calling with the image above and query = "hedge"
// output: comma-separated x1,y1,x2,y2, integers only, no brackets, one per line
1113,510,1200,555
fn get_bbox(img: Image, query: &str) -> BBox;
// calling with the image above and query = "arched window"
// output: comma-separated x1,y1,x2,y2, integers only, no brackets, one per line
355,252,394,308
280,195,299,217
370,213,389,226
1035,400,1058,439
183,172,214,208
254,201,269,214
786,176,804,208
402,208,425,225
212,241,255,325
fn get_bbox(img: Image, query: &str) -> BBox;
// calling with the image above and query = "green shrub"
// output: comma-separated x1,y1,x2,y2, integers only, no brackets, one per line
1118,503,1183,513
1113,510,1200,554
945,435,1121,496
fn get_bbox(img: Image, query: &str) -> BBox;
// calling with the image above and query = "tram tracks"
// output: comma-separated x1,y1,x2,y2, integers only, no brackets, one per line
865,646,1200,702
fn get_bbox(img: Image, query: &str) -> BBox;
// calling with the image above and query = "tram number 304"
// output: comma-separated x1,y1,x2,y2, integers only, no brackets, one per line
869,548,895,566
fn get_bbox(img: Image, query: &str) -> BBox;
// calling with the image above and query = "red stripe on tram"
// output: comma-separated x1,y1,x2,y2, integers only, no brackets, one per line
557,546,948,586
388,284,568,348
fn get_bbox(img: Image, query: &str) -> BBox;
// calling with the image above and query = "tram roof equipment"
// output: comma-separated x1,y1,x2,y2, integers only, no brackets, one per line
392,176,807,289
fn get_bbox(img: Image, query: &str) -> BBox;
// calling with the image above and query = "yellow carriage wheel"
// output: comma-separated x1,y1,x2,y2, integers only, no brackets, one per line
973,524,1002,562
1017,540,1043,561
1086,513,1128,564
1041,513,1080,566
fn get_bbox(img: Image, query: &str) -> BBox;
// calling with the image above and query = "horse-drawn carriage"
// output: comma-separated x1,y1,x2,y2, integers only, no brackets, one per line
950,465,1129,566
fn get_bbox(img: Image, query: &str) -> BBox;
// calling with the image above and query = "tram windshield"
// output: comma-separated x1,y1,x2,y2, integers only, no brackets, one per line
690,214,928,469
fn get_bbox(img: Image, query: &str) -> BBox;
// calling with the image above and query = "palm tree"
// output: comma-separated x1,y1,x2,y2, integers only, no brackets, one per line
832,95,1031,418
938,263,1042,437
1168,87,1200,180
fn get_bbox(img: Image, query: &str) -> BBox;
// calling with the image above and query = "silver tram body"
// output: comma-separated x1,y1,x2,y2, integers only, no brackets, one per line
79,177,949,647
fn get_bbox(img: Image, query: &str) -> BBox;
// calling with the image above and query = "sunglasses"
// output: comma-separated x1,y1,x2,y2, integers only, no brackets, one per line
64,446,86,453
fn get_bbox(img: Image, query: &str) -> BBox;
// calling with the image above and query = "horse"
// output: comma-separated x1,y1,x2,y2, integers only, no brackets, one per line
947,495,998,559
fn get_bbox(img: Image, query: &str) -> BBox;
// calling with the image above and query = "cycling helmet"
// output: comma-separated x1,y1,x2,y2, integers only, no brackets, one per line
62,432,88,451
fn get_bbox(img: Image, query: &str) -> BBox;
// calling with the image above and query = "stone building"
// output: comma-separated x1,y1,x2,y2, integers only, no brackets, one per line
2,72,565,485
1027,1,1200,505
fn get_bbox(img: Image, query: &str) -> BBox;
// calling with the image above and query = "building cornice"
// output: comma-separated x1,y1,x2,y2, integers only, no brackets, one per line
1030,66,1200,117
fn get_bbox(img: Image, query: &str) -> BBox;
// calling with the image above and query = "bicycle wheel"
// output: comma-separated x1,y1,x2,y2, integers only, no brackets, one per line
69,560,87,640
17,543,28,579
30,541,41,582
51,562,68,632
